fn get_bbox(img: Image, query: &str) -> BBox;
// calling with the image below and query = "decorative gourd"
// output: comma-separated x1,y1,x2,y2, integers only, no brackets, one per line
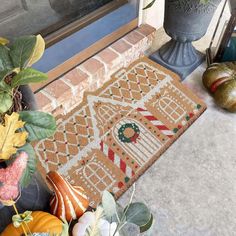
46,171,89,222
202,62,236,112
1,211,63,236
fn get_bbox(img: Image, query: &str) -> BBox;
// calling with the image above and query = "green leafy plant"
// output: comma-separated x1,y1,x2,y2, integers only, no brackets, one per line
0,35,56,201
143,0,210,10
102,185,153,235
0,35,47,115
73,185,154,236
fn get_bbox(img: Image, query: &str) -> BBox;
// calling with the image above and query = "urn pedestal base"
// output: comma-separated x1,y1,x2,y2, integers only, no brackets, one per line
150,39,205,80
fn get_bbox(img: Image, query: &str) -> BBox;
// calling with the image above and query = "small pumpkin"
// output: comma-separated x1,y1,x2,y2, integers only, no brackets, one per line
46,171,89,222
1,211,63,236
202,62,236,112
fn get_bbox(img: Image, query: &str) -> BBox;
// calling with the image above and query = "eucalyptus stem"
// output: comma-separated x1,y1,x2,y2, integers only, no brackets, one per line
113,184,136,235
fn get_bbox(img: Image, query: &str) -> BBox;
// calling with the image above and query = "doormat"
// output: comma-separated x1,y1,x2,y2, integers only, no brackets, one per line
35,57,206,207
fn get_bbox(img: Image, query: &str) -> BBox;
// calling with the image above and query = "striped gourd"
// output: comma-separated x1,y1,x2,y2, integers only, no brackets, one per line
46,171,89,222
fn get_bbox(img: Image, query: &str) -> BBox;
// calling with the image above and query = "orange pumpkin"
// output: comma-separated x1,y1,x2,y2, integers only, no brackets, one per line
46,171,89,222
1,211,63,236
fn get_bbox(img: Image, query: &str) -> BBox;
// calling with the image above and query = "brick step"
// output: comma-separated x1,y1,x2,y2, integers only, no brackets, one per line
35,24,156,116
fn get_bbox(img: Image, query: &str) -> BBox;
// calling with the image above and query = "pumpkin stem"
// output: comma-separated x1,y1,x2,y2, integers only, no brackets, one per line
12,202,28,236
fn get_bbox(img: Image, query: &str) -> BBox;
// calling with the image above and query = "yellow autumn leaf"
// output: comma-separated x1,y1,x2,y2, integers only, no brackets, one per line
0,112,28,160
27,34,45,66
0,37,9,46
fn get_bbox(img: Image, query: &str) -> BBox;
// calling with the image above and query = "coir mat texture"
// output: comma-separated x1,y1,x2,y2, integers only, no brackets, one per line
35,57,206,207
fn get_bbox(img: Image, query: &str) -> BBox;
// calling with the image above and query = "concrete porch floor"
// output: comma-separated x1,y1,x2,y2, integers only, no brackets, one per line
118,27,236,235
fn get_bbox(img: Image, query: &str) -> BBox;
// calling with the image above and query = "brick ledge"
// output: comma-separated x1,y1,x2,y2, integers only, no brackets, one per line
35,24,156,115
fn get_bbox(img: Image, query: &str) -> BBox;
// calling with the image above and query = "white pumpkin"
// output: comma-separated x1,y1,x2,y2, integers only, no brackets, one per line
72,211,119,236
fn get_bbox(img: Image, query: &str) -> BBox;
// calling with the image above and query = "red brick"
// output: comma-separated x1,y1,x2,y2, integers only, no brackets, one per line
35,91,53,111
111,39,132,54
136,24,156,37
124,31,144,45
97,48,119,64
44,79,71,99
80,58,104,75
64,68,88,86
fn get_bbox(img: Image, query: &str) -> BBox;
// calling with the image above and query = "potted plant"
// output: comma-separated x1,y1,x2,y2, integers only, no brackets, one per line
145,0,222,79
0,35,56,231
1,171,154,236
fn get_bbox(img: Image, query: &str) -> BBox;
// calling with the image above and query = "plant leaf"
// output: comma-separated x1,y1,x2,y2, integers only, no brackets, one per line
19,111,56,142
11,68,48,87
108,203,124,223
0,69,14,81
140,214,153,233
0,80,11,92
9,35,36,69
143,0,156,10
0,112,28,160
102,190,117,219
0,45,13,71
0,37,9,46
124,202,151,227
0,91,12,114
27,34,45,67
18,143,36,187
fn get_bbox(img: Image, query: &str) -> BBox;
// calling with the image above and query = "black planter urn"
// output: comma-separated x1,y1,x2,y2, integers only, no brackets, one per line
150,0,221,80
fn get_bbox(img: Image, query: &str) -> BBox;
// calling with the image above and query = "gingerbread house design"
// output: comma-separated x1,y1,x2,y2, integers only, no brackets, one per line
35,57,205,206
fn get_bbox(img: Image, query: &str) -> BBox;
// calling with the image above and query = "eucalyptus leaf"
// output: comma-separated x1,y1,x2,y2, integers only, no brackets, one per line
18,143,37,187
124,202,151,227
19,111,56,141
102,190,117,219
140,214,153,233
144,216,155,236
9,35,36,69
11,68,48,87
0,45,13,71
0,91,12,113
109,203,125,223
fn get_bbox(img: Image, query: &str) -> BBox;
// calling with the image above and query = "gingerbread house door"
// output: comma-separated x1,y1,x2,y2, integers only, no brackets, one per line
112,117,163,166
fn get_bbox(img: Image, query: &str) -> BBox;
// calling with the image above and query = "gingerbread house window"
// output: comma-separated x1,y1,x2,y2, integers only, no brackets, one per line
83,162,115,194
158,96,185,122
98,105,116,122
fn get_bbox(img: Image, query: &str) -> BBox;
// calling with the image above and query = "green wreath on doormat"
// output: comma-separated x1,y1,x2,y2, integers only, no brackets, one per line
118,123,140,143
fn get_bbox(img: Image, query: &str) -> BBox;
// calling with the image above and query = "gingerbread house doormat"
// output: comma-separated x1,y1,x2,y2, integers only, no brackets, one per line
36,57,206,206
